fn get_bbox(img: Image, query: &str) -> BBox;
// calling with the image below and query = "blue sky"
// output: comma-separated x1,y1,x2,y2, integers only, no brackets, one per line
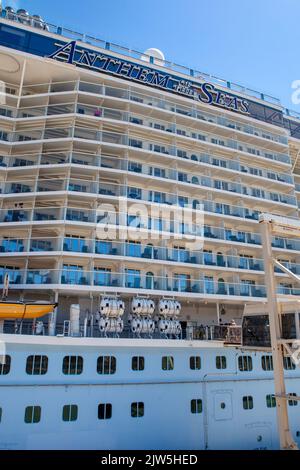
3,0,300,111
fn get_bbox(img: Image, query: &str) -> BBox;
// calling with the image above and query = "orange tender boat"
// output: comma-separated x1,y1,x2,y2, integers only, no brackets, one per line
0,301,57,319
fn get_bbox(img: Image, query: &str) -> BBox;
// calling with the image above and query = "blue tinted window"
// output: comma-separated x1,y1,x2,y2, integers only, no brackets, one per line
0,25,27,48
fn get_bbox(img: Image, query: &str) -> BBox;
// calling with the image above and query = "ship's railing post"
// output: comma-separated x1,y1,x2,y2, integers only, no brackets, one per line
49,291,58,336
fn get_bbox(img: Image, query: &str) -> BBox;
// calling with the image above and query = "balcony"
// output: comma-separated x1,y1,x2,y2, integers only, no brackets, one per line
15,79,286,145
1,123,290,166
12,157,37,167
30,239,56,251
33,208,60,221
0,239,24,252
0,270,22,284
61,269,90,285
1,205,300,253
66,209,93,223
1,174,297,217
26,270,55,284
2,209,30,223
5,182,33,194
40,153,70,165
3,145,292,187
0,236,266,272
5,236,300,278
63,238,91,253
0,267,268,298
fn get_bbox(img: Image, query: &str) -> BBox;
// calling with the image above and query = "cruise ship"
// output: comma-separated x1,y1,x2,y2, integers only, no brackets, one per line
1,4,300,451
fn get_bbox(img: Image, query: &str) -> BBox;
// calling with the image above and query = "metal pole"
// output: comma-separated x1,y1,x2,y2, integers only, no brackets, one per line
295,312,300,340
260,219,297,450
216,302,220,325
49,291,58,336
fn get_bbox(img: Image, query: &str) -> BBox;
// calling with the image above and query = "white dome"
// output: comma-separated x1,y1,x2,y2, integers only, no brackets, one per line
141,48,165,65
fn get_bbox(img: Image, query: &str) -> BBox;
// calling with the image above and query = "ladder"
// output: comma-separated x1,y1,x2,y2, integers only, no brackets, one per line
259,214,300,450
62,320,71,337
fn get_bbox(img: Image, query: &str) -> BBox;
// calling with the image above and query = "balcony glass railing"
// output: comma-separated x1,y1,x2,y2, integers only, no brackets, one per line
1,208,300,252
3,266,298,297
204,225,261,245
63,237,91,253
30,239,56,251
33,208,61,221
0,150,293,187
0,237,266,271
0,99,289,147
0,124,290,165
65,209,94,223
0,175,297,208
0,269,22,284
278,286,300,296
275,262,300,276
2,236,300,276
0,238,25,252
7,76,284,142
0,267,269,297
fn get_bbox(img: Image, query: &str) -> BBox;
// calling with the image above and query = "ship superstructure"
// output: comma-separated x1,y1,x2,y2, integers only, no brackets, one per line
0,5,300,450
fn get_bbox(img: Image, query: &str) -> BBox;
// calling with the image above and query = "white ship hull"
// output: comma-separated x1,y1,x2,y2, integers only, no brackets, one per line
0,334,299,450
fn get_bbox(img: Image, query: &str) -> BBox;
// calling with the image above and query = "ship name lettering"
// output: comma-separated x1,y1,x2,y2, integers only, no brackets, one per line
48,41,250,114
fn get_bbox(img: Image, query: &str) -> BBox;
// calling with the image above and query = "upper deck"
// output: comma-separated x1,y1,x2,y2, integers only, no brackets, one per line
0,7,300,137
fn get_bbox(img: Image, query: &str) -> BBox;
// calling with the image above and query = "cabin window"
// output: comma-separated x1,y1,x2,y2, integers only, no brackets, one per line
0,407,2,422
216,356,227,370
131,402,144,418
238,356,253,371
243,396,254,410
62,404,78,421
132,356,144,371
288,393,298,407
162,356,174,371
283,357,296,370
24,406,41,423
0,355,11,375
261,355,273,371
98,403,112,420
191,399,203,414
266,394,276,408
190,356,201,370
62,356,83,375
97,356,116,374
26,355,48,375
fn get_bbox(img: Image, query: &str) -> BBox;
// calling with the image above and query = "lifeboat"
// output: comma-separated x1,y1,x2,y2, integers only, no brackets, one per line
0,301,57,319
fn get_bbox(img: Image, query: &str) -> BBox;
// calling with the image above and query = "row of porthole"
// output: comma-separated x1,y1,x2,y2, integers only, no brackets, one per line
0,394,298,425
0,354,297,375
0,399,203,424
0,354,296,376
